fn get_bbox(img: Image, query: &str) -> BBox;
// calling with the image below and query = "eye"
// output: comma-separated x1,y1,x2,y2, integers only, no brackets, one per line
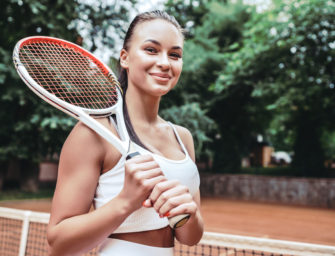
145,47,157,54
170,52,182,59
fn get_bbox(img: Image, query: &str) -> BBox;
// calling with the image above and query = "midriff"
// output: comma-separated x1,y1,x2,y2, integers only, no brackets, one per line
108,226,174,247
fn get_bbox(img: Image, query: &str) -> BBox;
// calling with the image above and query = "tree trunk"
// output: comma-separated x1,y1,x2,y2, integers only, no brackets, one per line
292,111,325,177
19,159,39,192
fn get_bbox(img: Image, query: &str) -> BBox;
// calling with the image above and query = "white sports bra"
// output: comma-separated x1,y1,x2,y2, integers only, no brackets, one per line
93,121,200,233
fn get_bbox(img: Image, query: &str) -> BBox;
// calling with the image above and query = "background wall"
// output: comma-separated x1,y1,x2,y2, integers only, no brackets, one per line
200,174,335,208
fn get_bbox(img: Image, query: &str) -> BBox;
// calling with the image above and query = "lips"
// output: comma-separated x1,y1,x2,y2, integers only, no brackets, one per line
149,72,171,82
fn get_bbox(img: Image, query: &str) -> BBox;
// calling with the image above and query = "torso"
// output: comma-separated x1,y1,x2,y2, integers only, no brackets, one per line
96,116,193,247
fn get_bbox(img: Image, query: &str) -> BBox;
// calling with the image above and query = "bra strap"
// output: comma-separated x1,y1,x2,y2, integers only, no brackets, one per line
167,122,189,156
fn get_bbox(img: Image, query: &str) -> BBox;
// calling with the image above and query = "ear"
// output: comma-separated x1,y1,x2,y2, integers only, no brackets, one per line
120,49,129,69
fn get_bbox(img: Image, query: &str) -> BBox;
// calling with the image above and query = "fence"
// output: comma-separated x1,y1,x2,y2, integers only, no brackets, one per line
1,207,335,256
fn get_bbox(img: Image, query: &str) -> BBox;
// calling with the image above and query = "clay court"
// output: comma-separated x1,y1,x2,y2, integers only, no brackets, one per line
1,197,334,247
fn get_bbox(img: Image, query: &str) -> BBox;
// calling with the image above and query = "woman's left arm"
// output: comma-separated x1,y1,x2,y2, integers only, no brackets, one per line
174,189,203,245
173,126,204,245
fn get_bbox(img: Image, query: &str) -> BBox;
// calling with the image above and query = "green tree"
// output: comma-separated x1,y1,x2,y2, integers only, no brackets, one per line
160,103,216,160
165,0,214,38
214,0,335,176
0,0,135,190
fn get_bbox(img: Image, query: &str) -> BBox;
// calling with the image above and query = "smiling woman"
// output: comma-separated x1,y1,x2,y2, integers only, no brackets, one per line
46,10,203,256
120,18,184,97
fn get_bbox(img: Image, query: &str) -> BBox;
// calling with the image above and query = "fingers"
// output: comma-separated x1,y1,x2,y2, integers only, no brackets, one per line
143,180,178,208
122,154,167,210
125,154,164,180
149,180,181,205
165,201,197,218
149,180,197,217
156,192,193,217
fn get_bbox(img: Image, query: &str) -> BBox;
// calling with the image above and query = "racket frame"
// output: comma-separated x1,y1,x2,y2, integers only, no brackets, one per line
13,36,129,155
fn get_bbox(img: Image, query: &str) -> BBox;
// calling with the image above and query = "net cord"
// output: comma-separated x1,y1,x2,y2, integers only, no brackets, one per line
1,207,335,256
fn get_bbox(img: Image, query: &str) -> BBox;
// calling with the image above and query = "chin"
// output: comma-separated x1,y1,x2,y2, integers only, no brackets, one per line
152,84,175,96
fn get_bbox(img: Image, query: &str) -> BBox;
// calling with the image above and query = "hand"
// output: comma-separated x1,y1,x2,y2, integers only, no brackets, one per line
118,155,167,212
146,180,198,219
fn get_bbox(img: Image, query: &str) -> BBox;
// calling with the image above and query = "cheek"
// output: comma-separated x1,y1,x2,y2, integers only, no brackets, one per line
131,52,155,71
173,62,183,80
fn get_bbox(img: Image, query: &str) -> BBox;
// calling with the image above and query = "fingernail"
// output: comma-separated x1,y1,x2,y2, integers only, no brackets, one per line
142,199,152,207
163,212,170,217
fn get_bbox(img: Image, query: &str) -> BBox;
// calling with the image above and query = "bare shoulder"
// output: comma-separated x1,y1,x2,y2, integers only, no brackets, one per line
61,121,106,161
172,124,196,161
173,124,193,142
67,121,102,144
62,117,119,158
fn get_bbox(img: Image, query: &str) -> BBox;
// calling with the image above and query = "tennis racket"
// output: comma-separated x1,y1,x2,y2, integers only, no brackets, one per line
13,36,189,229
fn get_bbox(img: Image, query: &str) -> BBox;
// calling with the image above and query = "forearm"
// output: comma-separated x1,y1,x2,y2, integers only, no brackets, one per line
47,197,131,256
174,209,204,246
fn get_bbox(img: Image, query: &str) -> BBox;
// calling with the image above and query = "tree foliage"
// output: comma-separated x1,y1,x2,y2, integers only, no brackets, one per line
0,0,135,164
164,0,335,176
160,103,216,159
214,0,335,176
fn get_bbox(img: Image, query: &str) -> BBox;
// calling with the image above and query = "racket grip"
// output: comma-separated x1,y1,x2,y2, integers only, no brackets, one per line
168,214,190,229
126,142,140,160
126,151,140,160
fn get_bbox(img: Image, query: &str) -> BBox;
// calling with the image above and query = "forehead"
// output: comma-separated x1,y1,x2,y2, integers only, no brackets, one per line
131,19,184,47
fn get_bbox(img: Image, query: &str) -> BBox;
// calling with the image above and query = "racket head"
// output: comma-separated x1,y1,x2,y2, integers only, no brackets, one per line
13,36,123,118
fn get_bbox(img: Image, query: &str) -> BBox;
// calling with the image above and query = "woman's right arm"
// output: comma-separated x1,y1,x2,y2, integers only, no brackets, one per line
47,122,165,256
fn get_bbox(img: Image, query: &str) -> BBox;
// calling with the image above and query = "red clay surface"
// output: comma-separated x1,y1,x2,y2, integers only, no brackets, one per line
1,197,335,246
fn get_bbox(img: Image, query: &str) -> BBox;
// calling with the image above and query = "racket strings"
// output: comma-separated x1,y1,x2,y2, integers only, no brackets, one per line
19,41,119,109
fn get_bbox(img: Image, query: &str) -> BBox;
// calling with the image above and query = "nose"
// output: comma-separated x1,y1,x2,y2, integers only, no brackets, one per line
157,53,170,70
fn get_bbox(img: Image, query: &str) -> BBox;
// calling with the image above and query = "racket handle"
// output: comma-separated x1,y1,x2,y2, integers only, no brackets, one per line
126,151,140,160
126,142,140,160
168,214,190,229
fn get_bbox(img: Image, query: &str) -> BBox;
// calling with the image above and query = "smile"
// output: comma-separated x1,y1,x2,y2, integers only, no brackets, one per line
149,73,171,82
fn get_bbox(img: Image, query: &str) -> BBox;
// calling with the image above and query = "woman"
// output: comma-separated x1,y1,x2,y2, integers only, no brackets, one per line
47,10,203,256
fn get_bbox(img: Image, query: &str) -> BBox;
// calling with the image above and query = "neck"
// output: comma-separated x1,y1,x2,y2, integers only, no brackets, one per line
125,85,161,127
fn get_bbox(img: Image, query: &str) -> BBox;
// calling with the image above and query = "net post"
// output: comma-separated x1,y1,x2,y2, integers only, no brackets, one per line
19,210,31,256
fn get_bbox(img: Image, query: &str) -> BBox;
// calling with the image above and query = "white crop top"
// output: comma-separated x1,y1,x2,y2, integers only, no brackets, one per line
93,121,200,233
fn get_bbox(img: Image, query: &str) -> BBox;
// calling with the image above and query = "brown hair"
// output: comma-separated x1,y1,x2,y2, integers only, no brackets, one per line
118,10,184,148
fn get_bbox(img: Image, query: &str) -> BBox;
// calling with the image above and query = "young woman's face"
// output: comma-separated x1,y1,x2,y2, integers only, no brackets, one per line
121,19,184,97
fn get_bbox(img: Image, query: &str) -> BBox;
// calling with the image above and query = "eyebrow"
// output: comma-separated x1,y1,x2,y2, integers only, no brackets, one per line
144,39,182,50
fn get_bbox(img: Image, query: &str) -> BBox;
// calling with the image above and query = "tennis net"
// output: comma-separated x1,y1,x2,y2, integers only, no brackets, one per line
1,206,334,256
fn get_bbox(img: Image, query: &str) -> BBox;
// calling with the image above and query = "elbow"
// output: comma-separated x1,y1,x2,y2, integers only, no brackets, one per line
47,226,69,256
183,232,203,246
186,217,204,246
47,226,85,256
47,228,57,256
47,238,71,256
193,233,204,246
176,224,204,246
47,226,54,249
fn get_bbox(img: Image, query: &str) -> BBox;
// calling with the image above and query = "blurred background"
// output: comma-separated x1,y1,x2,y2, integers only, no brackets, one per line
1,0,334,193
